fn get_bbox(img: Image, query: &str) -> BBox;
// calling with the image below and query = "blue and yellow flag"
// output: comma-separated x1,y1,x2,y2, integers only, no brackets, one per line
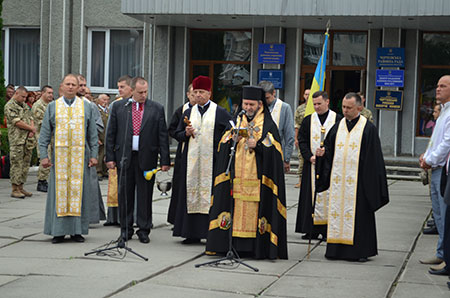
304,31,329,117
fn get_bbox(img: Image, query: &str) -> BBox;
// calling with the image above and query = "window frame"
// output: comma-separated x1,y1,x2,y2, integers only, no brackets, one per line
416,30,450,137
87,28,144,93
2,27,41,90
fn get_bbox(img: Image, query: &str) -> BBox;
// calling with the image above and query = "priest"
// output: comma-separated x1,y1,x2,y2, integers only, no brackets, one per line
172,76,231,243
316,92,389,261
39,74,99,243
206,86,288,260
167,83,196,224
295,91,342,240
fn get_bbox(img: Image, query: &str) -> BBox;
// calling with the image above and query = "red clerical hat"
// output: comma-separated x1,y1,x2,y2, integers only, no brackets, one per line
192,76,211,91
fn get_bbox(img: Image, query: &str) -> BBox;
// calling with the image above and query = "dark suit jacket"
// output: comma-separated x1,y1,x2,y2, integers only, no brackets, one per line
105,99,170,170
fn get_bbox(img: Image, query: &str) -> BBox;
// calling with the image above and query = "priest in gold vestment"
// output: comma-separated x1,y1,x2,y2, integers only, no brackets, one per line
206,86,288,259
316,92,389,261
40,74,99,244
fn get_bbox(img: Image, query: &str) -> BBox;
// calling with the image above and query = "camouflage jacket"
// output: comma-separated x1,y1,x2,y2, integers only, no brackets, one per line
31,98,49,134
5,99,34,146
294,103,307,129
361,107,374,123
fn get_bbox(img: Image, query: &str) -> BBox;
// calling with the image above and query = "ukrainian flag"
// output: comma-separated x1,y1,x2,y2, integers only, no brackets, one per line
304,31,329,117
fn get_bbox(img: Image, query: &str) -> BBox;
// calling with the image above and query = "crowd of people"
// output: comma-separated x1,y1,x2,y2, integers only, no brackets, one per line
2,73,449,281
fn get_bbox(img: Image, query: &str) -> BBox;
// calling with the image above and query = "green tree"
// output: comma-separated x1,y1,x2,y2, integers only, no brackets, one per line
0,1,8,155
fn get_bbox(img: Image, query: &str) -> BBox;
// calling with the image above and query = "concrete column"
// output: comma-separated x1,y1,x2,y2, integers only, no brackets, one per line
366,29,381,125
170,26,189,115
401,29,420,156
39,0,51,86
263,27,285,99
284,28,301,109
378,28,402,156
250,28,263,85
151,25,171,114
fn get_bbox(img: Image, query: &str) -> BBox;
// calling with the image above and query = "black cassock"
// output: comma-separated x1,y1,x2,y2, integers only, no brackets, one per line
295,111,342,237
206,112,288,260
172,104,231,239
167,103,189,225
318,116,389,260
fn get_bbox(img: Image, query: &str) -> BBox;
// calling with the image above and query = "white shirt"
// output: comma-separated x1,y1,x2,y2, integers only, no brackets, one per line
424,101,450,167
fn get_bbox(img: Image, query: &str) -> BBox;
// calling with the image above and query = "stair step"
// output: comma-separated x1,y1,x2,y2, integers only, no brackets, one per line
387,174,421,181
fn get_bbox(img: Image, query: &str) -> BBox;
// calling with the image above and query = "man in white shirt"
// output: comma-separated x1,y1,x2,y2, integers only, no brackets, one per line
419,75,450,275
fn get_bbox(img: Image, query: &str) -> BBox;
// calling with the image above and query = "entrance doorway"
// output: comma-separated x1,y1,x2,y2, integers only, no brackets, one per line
329,70,362,114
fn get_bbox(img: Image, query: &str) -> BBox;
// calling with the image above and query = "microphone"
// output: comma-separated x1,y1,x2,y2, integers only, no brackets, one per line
125,98,133,106
238,110,246,117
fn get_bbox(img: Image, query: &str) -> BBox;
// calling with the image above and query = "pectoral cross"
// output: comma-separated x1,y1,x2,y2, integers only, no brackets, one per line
245,121,261,151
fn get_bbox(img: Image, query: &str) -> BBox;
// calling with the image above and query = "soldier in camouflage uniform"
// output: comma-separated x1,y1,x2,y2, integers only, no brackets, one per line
96,94,110,178
294,89,310,188
358,92,374,123
32,85,54,192
4,86,37,198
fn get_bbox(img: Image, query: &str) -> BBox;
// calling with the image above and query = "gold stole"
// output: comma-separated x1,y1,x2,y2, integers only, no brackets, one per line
270,98,283,128
310,111,337,224
186,102,217,214
232,108,264,238
54,97,85,217
327,116,367,245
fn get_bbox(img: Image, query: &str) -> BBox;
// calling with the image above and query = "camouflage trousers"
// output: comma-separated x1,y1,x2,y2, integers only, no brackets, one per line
10,144,33,185
37,145,51,181
96,144,107,177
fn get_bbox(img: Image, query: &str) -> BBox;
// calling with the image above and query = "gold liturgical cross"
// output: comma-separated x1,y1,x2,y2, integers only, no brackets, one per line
337,142,344,149
350,142,358,150
346,176,354,184
313,135,320,142
333,176,340,184
331,210,339,219
344,212,353,221
245,121,260,151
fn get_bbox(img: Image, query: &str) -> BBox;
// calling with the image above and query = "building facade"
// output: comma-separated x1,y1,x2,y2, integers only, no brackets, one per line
2,0,450,157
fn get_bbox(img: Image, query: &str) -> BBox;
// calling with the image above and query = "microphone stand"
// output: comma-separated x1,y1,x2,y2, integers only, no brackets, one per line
85,100,148,261
195,111,258,272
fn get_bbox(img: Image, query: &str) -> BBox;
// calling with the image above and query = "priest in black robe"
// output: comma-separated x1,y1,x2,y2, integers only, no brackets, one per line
316,92,389,261
295,91,342,240
167,84,196,225
172,76,231,243
206,86,288,260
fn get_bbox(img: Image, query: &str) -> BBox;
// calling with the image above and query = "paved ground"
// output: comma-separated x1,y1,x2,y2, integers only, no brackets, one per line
0,170,449,298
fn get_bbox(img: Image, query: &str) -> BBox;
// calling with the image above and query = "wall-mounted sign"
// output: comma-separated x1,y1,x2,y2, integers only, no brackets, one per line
374,90,403,111
258,69,284,89
376,69,404,87
376,47,405,68
258,44,285,64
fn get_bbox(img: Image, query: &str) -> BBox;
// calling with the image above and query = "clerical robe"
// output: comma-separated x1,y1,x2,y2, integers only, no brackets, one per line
318,115,389,260
167,102,190,224
206,107,288,259
295,110,342,237
39,97,99,236
172,102,231,239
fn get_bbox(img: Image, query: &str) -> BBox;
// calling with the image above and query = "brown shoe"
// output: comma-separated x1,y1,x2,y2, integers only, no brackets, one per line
419,257,443,264
11,184,25,199
430,261,446,271
19,184,32,197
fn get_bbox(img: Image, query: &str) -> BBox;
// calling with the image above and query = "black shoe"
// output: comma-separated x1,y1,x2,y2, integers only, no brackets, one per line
51,236,65,244
358,257,368,262
70,234,85,242
428,268,450,276
37,180,48,192
182,238,201,244
98,176,103,181
447,281,450,290
427,219,435,227
138,234,150,244
103,222,120,227
302,233,320,240
423,226,438,235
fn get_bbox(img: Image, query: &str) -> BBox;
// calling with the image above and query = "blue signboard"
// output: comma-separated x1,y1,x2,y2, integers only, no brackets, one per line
376,47,405,68
374,90,403,111
258,69,284,89
376,69,404,87
258,44,286,64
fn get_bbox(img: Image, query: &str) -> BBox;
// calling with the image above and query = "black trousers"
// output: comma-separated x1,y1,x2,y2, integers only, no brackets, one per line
118,152,155,238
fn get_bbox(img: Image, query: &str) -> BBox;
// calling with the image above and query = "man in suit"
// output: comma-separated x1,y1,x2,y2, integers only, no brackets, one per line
105,77,170,244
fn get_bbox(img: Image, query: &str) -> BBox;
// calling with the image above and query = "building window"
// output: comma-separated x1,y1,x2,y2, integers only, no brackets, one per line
87,29,143,91
190,30,251,111
417,32,450,137
2,28,40,87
